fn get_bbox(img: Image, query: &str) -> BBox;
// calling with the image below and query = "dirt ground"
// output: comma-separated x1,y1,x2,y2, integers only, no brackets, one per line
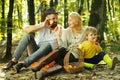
0,52,120,80
0,40,120,80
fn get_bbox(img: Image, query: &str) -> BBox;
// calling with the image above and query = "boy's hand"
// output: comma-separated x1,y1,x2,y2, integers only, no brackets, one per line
93,38,98,44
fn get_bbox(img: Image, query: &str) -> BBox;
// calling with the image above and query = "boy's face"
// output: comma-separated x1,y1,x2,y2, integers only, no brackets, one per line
86,32,97,42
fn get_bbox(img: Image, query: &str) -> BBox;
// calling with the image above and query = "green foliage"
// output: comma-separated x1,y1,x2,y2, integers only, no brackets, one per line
0,32,3,41
0,0,120,52
105,41,120,52
105,0,120,43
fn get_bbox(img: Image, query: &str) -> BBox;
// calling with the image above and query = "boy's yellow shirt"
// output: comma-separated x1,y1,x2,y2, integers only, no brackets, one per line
78,41,102,58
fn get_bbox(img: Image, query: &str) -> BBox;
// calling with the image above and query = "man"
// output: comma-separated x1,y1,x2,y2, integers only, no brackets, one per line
2,7,61,73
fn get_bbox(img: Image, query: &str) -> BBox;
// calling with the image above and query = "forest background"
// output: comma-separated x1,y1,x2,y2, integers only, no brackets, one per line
0,0,120,61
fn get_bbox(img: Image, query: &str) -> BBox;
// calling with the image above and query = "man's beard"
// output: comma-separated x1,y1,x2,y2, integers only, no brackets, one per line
50,22,57,29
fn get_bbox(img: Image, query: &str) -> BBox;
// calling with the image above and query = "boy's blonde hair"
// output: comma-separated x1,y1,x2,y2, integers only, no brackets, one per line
69,12,82,29
85,26,97,36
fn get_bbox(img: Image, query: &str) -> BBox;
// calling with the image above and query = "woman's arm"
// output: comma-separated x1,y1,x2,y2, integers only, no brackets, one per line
57,29,68,48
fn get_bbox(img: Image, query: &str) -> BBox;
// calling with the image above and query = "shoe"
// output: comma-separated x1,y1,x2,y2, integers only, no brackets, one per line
31,66,42,72
83,62,95,70
35,70,46,80
2,61,17,71
14,63,25,73
110,57,118,70
35,64,62,80
31,65,43,72
31,63,45,72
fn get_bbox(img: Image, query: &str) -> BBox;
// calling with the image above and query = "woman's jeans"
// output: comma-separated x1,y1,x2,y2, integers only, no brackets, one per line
13,34,52,67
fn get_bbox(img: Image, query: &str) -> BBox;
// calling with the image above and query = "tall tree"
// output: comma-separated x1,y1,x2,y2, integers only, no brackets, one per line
88,0,107,48
50,0,58,7
108,0,112,19
27,0,35,25
1,0,5,39
4,0,14,60
41,1,48,22
26,0,35,53
64,0,68,28
99,0,107,47
78,0,84,14
88,0,106,47
50,0,54,7
35,1,47,22
88,0,101,27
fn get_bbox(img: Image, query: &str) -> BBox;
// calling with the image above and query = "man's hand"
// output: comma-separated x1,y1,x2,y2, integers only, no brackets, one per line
41,17,51,28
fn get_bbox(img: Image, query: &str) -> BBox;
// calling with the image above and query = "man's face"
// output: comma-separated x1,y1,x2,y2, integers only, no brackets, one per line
46,14,58,29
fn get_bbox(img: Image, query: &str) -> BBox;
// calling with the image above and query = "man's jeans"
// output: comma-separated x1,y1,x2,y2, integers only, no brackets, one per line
13,34,52,67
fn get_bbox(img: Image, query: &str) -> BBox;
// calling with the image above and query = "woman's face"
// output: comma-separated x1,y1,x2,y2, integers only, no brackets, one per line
68,17,78,28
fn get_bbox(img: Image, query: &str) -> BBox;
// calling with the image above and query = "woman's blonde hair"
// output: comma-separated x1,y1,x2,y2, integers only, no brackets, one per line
69,12,82,28
85,26,97,36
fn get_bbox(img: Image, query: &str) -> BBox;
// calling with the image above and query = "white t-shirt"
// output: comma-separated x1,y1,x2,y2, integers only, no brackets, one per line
37,28,58,50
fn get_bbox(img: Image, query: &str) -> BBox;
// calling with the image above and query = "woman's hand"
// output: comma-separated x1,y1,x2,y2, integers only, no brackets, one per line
54,26,62,38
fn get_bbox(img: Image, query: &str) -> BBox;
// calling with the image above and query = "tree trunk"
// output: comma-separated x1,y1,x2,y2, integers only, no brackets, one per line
107,0,112,19
78,0,84,14
26,0,35,53
50,0,58,7
54,0,58,7
88,0,101,27
41,2,47,22
98,0,107,48
64,0,68,28
50,0,54,7
27,0,35,25
87,0,90,11
88,0,107,48
4,0,14,60
17,5,23,28
1,0,5,40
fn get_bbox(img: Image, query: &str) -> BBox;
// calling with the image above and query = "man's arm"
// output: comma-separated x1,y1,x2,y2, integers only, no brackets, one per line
23,18,50,33
23,24,44,33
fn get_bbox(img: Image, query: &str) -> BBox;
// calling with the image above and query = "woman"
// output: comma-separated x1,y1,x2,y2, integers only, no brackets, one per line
57,12,85,59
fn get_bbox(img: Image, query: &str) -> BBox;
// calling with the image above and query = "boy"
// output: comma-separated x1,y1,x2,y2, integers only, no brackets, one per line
78,27,118,70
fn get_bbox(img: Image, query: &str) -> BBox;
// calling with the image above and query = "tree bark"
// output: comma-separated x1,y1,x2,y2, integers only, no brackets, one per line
4,0,14,60
78,0,84,14
88,0,107,48
1,0,5,40
27,0,35,25
88,0,101,27
50,0,54,7
50,0,58,7
64,0,68,28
